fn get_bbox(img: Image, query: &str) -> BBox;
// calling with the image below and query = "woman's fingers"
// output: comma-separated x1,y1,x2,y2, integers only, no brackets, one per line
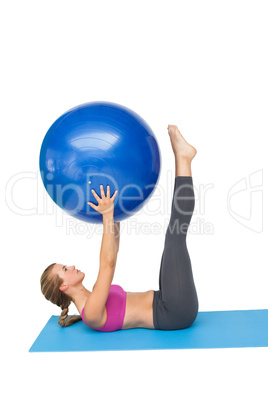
106,185,110,198
91,189,101,202
111,189,118,201
100,185,105,198
88,185,118,216
87,201,98,211
90,185,118,206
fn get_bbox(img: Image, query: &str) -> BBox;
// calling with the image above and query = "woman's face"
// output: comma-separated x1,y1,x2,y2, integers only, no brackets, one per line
52,264,85,290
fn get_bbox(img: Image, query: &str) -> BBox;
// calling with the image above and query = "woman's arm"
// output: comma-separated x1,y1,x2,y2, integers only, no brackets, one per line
85,185,118,324
114,221,120,262
114,222,120,251
100,212,116,266
91,214,120,292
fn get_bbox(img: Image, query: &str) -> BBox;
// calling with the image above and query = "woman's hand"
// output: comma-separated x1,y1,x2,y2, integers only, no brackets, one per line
88,185,118,217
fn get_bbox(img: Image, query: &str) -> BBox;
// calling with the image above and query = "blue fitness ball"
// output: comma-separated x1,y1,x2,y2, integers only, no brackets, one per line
39,101,161,223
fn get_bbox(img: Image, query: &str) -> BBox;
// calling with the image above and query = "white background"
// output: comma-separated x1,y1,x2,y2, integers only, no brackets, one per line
1,0,267,400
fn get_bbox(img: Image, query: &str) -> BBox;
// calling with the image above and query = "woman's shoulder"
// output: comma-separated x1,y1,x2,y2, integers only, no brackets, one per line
81,291,107,327
82,295,107,328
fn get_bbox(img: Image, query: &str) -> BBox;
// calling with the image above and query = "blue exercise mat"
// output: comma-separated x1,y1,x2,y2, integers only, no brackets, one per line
29,309,268,352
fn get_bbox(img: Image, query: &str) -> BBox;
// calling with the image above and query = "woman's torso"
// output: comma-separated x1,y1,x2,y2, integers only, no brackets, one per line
123,290,155,329
82,287,155,330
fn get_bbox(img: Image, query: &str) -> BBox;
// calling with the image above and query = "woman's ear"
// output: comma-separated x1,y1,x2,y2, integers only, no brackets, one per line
59,284,69,292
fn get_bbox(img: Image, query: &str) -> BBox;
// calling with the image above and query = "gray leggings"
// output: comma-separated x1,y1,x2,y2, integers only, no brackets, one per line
153,176,199,330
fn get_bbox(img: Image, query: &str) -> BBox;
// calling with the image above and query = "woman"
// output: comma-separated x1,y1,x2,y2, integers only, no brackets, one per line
41,125,199,331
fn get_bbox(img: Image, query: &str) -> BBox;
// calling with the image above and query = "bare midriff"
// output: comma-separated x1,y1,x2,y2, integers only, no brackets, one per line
122,290,155,330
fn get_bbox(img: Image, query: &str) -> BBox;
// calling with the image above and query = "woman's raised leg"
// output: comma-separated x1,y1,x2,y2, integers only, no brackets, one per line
153,125,198,330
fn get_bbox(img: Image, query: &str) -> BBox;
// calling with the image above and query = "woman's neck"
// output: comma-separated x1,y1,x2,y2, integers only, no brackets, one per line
69,284,91,314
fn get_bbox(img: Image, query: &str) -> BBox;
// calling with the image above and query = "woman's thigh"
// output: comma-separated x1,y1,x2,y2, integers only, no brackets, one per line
153,176,198,330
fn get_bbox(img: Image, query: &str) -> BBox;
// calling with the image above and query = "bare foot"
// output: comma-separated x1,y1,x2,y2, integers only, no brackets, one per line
167,125,197,160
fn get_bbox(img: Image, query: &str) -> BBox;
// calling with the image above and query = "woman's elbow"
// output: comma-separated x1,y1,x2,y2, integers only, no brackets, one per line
100,259,116,270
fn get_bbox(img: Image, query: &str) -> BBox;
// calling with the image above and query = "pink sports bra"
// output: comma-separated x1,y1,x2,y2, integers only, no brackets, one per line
81,284,127,332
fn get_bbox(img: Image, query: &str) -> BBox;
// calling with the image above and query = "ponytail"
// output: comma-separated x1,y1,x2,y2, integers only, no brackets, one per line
58,304,82,328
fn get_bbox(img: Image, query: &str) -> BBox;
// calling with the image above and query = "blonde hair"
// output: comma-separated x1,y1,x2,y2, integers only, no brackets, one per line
40,263,82,327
